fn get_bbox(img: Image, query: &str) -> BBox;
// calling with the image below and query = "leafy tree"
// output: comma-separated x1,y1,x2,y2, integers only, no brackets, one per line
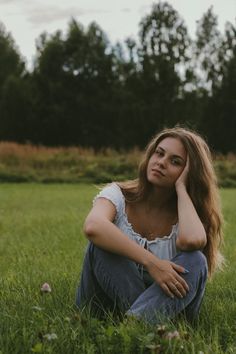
139,2,190,65
136,1,191,140
194,7,225,93
203,45,236,153
0,5,234,152
0,22,25,94
0,22,27,142
32,19,119,147
197,19,236,152
219,21,236,85
0,75,33,142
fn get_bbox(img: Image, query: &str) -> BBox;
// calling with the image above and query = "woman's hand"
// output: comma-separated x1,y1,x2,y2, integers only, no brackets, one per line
146,258,189,298
175,156,189,189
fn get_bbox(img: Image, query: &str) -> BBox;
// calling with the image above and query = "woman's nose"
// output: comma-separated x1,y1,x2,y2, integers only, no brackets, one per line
157,156,166,167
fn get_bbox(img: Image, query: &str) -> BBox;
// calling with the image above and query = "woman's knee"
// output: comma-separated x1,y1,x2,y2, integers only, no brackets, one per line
174,250,208,273
185,250,207,267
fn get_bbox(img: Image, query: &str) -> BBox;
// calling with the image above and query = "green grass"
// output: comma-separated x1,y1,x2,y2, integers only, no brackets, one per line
0,184,236,353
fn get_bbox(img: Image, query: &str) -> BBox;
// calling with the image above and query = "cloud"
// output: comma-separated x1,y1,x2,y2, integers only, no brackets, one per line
27,6,83,26
0,0,16,3
0,0,28,4
121,8,132,13
25,4,110,27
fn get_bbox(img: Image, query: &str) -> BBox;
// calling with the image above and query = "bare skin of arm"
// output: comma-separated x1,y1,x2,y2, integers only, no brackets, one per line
84,198,189,299
176,157,207,250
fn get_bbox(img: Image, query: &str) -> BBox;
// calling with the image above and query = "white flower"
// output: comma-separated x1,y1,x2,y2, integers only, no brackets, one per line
43,333,58,341
40,282,52,293
32,306,43,311
165,330,180,339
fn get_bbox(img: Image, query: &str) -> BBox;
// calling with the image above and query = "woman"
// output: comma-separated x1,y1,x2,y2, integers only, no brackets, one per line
76,127,223,324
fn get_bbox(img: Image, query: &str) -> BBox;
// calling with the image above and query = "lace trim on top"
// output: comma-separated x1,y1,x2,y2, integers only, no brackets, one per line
94,183,178,244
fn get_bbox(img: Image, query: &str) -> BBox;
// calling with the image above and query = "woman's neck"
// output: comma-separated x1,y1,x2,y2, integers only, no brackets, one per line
144,186,176,211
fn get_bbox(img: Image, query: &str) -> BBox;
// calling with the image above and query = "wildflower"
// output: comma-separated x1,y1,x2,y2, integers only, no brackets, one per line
165,330,180,340
43,333,58,341
32,306,43,311
145,344,161,352
40,282,52,293
156,324,167,336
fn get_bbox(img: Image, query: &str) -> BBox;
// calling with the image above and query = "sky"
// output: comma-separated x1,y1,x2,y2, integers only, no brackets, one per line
0,0,235,70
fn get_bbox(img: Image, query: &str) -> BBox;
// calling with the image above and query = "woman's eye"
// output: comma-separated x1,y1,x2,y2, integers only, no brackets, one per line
155,150,163,156
171,158,180,165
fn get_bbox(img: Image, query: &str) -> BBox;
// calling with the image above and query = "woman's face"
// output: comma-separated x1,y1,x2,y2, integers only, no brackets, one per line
147,137,187,188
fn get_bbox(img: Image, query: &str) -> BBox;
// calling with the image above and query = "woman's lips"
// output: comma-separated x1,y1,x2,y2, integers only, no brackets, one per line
152,169,165,176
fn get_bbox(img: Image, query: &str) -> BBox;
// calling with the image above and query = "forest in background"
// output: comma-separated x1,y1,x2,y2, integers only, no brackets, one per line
0,1,235,152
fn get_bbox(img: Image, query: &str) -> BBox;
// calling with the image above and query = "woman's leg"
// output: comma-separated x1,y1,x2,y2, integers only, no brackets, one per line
76,242,146,315
127,250,208,324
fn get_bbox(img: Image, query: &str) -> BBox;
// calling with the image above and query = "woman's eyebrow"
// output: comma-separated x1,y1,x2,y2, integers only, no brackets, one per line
157,146,185,161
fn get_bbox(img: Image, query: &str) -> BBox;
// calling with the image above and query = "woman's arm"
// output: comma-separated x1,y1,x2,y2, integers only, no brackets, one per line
175,158,207,250
84,197,189,298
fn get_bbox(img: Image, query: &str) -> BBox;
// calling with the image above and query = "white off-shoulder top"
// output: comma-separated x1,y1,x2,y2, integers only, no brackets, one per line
93,183,179,261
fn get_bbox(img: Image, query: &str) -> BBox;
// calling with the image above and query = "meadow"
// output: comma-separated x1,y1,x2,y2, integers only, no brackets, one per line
0,142,236,187
0,183,236,353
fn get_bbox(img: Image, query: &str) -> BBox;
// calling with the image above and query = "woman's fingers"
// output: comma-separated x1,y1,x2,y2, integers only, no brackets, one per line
171,263,190,291
148,259,189,298
168,262,190,296
162,281,186,298
175,274,189,293
171,262,186,274
171,279,187,297
161,283,175,298
175,154,189,187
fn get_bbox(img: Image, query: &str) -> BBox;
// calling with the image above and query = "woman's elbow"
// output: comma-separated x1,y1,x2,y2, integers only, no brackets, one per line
176,235,207,251
83,217,106,240
83,219,98,239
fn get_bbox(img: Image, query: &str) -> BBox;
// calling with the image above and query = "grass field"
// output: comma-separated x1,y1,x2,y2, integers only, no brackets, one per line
0,184,236,353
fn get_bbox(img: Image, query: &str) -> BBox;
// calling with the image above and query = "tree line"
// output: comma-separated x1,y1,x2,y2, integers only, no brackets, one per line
0,2,235,152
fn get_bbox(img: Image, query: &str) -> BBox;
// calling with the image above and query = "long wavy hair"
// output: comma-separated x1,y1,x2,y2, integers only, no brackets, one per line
117,127,224,277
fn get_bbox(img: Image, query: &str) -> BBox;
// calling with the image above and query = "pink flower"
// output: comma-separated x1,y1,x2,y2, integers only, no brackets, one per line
40,282,52,293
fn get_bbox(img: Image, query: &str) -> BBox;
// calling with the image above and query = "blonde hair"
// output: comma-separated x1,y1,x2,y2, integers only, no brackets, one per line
118,127,224,277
